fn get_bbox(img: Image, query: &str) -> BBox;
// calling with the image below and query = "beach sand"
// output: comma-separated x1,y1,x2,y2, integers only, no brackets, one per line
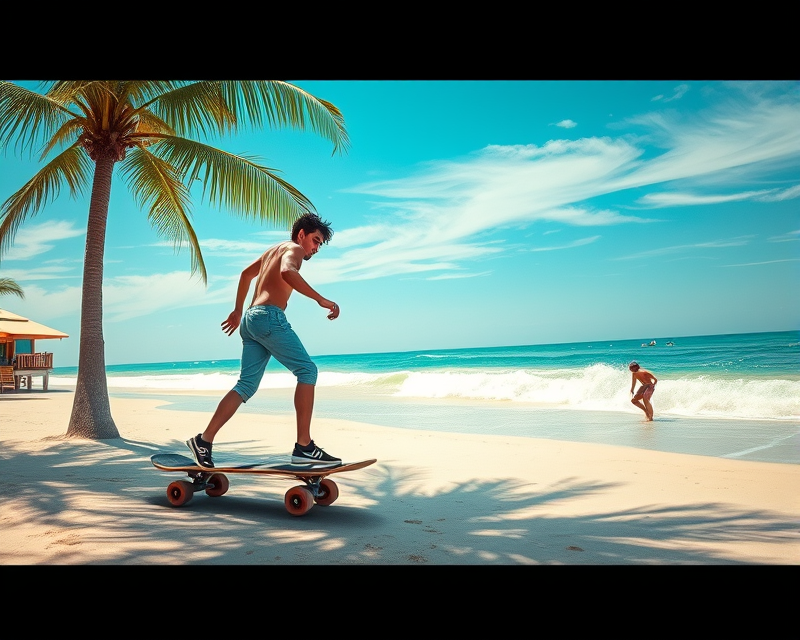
1,388,798,565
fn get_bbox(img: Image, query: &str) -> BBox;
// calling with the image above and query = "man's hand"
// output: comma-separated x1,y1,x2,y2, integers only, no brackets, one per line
221,310,243,336
319,298,340,320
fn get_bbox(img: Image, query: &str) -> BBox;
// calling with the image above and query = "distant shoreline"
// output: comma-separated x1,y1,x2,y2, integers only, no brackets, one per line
80,386,800,467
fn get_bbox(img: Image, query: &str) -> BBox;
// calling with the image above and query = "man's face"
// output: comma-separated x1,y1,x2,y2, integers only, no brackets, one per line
299,229,325,260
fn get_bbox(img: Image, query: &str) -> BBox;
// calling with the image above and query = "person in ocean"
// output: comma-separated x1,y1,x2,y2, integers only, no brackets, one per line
185,213,342,468
629,361,658,421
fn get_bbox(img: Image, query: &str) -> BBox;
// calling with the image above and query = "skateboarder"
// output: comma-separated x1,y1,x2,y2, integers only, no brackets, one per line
186,213,342,468
629,361,658,421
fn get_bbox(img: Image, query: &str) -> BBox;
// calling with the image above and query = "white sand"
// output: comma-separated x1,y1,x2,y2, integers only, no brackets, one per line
1,389,798,564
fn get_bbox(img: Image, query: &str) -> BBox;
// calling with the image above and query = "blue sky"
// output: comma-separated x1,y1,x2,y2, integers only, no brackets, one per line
1,80,798,367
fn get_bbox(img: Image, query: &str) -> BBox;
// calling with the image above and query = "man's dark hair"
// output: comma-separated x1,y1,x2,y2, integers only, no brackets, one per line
291,213,334,244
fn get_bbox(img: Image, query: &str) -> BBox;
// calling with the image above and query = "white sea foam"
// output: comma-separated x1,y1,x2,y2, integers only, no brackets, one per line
393,364,800,421
49,370,402,392
49,363,800,421
51,372,244,390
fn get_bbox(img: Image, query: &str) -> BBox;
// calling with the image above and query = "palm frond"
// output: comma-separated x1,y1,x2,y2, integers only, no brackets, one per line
48,81,98,101
0,81,74,156
217,81,350,155
132,110,176,138
143,81,237,139
0,276,25,298
49,81,180,107
40,118,88,159
117,81,185,105
147,81,350,155
119,147,207,282
151,136,315,225
0,145,92,256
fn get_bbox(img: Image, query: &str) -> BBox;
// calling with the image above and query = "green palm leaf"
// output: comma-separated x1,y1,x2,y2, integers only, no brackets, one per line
0,276,25,299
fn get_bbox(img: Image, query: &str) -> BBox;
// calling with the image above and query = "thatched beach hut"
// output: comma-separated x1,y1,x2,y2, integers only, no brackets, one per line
0,308,68,391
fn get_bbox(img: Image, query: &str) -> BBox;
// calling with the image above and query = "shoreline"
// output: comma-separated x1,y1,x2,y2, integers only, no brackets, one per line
92,386,800,466
2,389,799,565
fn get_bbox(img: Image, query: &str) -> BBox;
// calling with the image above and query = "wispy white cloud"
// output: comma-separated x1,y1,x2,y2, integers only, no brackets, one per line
671,84,690,101
724,258,800,267
1,283,81,320
668,84,690,102
3,271,237,324
101,272,233,322
539,207,653,226
151,238,269,255
613,236,754,261
768,229,800,242
0,265,79,282
303,237,503,285
530,235,601,252
3,220,84,261
638,189,776,207
330,225,389,249
347,139,649,241
555,119,577,128
652,84,690,102
638,182,800,208
619,94,800,190
757,183,800,202
427,270,493,281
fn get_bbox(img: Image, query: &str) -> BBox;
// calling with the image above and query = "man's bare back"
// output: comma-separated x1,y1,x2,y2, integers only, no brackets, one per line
631,368,657,387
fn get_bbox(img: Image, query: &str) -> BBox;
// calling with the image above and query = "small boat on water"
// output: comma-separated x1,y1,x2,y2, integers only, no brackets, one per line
666,341,674,346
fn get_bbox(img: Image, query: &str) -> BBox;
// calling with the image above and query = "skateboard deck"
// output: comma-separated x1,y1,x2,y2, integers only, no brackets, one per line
151,453,376,516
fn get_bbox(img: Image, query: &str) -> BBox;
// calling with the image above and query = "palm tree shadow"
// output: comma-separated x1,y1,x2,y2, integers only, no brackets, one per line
2,437,796,565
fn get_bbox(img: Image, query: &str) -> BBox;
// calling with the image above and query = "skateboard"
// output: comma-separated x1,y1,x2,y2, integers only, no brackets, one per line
150,453,377,516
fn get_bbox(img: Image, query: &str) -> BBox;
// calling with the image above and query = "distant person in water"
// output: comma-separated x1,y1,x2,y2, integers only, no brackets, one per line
629,361,658,421
185,213,342,468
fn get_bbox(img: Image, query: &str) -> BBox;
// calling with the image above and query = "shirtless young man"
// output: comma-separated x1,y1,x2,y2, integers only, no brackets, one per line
186,213,341,468
629,361,658,421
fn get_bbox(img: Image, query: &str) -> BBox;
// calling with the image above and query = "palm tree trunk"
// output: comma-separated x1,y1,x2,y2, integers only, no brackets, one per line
66,156,120,439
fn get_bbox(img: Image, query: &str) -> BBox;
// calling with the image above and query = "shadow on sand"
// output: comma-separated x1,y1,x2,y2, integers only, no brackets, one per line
1,436,795,565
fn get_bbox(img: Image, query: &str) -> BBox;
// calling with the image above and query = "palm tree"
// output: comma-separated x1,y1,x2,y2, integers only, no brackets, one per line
0,276,25,299
0,80,349,439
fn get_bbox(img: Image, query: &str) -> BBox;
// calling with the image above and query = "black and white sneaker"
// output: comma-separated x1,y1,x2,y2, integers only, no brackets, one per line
291,440,341,465
186,433,214,468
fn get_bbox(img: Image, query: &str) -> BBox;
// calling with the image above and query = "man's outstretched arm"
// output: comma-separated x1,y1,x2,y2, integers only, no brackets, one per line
280,245,340,320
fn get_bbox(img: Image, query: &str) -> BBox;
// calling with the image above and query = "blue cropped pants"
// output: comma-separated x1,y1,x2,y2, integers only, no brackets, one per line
232,305,318,402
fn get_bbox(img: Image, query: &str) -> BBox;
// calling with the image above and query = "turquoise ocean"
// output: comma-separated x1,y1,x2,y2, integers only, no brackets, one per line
50,330,800,465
